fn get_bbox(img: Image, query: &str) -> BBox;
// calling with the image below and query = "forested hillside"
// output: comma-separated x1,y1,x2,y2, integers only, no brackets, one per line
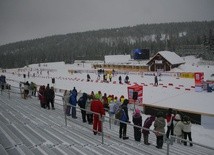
0,21,214,68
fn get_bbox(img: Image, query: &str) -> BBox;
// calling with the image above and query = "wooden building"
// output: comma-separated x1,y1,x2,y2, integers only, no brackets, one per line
147,51,185,71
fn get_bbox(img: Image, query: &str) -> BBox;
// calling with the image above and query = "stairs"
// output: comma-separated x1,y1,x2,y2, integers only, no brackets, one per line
0,90,214,155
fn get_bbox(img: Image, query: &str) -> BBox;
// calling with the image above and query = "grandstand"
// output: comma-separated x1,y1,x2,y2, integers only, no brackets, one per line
0,87,214,155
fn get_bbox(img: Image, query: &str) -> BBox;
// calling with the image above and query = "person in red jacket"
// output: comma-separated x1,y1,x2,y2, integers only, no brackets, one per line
91,93,105,135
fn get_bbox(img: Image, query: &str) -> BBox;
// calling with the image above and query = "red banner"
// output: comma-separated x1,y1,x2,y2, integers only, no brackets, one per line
194,72,204,86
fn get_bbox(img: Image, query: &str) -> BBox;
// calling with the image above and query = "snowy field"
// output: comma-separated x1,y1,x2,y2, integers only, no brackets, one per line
1,55,214,148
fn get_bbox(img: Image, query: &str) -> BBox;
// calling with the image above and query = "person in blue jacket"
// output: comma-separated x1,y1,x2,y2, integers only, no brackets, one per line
119,99,129,140
69,87,78,118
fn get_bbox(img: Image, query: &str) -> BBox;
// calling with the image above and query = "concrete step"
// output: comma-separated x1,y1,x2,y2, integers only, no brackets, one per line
0,122,22,146
7,124,33,147
12,123,44,146
18,145,34,155
28,123,63,145
0,144,8,155
0,129,14,149
6,147,21,155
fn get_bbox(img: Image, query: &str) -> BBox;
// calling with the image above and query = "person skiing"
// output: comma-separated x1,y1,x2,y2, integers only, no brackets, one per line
87,74,91,82
154,75,158,86
119,75,122,84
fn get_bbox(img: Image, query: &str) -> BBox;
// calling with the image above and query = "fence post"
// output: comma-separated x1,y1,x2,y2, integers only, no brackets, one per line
166,136,174,155
166,139,170,155
101,115,104,144
8,88,10,99
109,112,112,130
63,100,67,126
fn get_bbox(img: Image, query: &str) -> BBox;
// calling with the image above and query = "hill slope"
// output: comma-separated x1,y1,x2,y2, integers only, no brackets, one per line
0,21,214,68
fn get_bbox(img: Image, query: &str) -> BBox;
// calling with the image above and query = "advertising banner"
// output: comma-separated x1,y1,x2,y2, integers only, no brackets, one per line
194,72,204,92
127,84,143,106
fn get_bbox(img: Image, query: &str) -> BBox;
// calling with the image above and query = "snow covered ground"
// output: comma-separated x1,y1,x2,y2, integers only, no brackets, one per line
1,55,214,148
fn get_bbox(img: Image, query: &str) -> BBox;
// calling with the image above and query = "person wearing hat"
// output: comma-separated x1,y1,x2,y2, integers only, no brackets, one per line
91,93,105,135
182,116,193,146
85,95,93,125
142,115,156,145
69,88,78,118
132,108,142,142
102,93,109,112
173,114,183,144
97,91,102,100
119,99,129,140
78,93,88,123
154,111,166,149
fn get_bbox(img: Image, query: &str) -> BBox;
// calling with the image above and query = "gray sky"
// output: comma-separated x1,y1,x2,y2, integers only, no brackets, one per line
0,0,214,45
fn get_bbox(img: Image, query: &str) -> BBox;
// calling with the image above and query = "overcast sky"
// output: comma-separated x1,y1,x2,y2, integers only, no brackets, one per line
0,0,214,45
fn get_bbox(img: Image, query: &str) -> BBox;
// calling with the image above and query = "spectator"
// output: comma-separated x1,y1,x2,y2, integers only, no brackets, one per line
30,82,37,96
166,108,175,138
108,98,116,125
38,85,46,108
182,116,193,146
90,91,95,99
132,108,142,142
102,93,109,111
63,90,71,115
44,84,51,109
78,93,88,123
85,95,93,125
113,99,121,125
49,87,55,110
91,93,105,135
109,73,112,82
69,87,78,118
119,95,125,104
97,91,102,100
119,99,129,140
154,111,166,149
23,81,30,99
173,114,183,144
142,115,156,145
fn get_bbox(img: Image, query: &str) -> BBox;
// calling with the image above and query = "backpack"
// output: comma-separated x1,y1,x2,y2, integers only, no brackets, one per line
78,97,84,108
115,108,123,120
120,110,127,122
